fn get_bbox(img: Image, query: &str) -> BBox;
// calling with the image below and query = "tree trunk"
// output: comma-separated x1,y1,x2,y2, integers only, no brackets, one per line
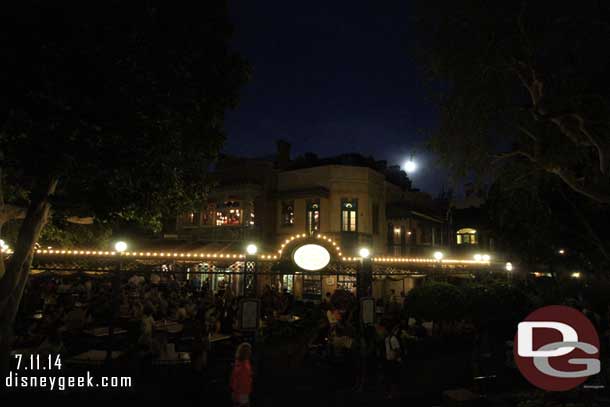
0,177,57,377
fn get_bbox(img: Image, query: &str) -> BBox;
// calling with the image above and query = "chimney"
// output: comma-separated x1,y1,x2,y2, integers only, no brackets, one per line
276,139,291,169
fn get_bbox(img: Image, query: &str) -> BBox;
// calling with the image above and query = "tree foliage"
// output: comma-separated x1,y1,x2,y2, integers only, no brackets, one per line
0,1,249,373
413,1,610,203
1,1,248,228
405,281,465,323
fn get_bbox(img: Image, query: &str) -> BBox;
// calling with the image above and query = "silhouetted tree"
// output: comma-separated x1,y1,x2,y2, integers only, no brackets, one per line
413,1,610,203
0,1,249,373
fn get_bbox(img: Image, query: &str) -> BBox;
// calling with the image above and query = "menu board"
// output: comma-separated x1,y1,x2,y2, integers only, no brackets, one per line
239,298,260,331
360,297,375,325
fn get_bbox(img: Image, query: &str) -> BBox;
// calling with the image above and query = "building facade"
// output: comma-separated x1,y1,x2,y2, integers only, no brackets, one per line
167,141,457,300
173,142,447,259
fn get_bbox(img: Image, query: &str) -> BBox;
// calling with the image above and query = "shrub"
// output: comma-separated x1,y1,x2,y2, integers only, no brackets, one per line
405,281,465,323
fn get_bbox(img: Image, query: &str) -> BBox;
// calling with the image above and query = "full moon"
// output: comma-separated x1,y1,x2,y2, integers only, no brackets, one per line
404,160,417,173
293,244,331,271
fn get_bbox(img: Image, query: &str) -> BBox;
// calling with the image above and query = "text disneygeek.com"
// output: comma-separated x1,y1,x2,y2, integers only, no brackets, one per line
5,371,132,391
5,354,132,391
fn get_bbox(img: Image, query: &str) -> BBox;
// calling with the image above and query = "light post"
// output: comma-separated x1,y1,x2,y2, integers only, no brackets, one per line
114,241,128,253
433,251,444,271
357,247,372,299
244,244,258,297
356,246,373,381
246,244,258,256
506,262,513,283
107,241,127,364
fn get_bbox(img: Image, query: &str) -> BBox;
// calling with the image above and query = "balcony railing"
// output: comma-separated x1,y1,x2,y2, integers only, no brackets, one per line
179,225,261,242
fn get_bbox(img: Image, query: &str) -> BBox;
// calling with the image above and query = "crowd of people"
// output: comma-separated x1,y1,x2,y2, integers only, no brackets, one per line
315,288,430,399
14,272,295,368
14,271,436,403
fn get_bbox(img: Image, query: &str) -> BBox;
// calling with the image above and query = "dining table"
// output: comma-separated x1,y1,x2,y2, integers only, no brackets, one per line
84,327,128,337
209,333,231,343
68,350,124,365
153,320,183,334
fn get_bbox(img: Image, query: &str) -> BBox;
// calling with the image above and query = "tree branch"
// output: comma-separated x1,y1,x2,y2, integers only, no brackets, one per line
492,149,536,164
551,167,610,204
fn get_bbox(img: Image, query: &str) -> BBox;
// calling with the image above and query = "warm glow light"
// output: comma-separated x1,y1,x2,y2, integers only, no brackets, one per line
0,239,10,253
293,244,331,271
246,244,258,255
114,241,128,253
358,247,371,258
433,251,444,260
473,254,482,261
505,262,513,271
558,249,565,255
571,272,581,278
481,254,491,262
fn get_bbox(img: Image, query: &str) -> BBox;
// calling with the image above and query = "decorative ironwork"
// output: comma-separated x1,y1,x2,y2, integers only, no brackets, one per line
244,259,257,297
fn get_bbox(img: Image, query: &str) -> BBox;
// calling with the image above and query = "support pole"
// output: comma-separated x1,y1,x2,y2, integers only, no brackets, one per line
357,257,372,299
106,260,121,364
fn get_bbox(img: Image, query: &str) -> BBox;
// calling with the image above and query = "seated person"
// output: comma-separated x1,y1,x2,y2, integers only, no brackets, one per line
138,307,155,352
175,302,188,321
63,304,89,334
38,326,65,357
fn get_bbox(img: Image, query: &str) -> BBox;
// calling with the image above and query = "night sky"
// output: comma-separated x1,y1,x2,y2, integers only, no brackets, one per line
225,1,447,194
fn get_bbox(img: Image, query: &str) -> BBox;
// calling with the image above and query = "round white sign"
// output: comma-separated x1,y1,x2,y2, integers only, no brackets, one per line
292,244,331,271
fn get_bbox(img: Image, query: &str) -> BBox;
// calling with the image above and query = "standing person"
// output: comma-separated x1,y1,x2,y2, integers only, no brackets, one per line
138,306,155,353
384,324,402,399
321,292,332,310
191,317,210,373
230,342,253,407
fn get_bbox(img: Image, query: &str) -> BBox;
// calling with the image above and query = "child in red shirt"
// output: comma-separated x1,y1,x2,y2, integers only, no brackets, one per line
230,342,252,406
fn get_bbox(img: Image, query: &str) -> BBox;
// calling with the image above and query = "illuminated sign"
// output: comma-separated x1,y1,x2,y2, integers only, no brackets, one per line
292,244,331,271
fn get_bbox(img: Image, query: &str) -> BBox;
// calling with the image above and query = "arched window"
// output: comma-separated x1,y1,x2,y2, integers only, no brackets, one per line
281,200,294,226
456,228,477,245
306,200,320,235
341,198,358,232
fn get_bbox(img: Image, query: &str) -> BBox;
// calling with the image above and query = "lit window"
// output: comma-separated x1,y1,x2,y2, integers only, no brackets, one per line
306,200,320,235
215,201,242,226
282,200,295,226
456,228,477,245
341,199,357,232
303,274,322,297
393,226,401,245
337,275,356,293
282,274,294,292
